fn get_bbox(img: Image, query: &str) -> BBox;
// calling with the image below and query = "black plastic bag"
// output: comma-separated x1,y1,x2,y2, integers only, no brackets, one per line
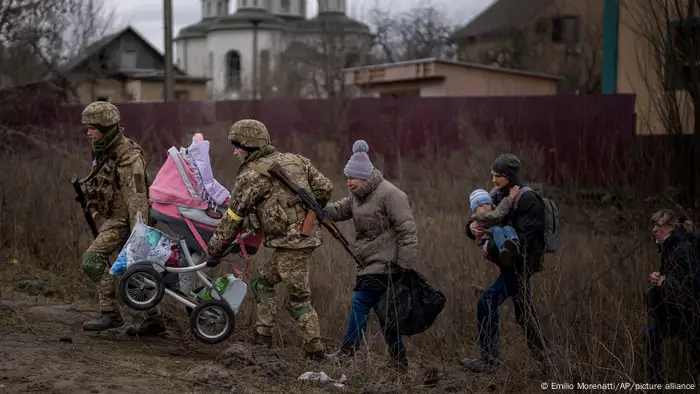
375,269,446,336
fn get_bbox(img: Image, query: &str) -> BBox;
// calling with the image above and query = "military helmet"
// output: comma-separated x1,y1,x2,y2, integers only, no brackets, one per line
81,101,121,127
228,119,271,149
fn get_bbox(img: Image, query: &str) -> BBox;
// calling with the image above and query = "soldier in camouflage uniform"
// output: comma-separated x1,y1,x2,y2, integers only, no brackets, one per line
207,119,333,362
78,101,167,335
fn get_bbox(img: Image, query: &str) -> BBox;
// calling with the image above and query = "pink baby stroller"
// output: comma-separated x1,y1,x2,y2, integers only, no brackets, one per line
116,133,263,344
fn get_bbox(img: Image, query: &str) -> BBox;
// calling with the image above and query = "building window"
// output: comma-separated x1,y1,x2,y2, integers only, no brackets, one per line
281,0,290,12
175,90,189,101
225,50,242,90
207,2,212,16
121,49,137,69
665,19,700,91
217,1,222,15
551,16,579,45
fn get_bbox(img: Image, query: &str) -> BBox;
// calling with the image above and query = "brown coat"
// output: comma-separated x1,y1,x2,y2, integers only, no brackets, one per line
324,170,418,276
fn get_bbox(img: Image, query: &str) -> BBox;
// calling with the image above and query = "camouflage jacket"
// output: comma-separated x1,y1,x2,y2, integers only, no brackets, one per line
80,135,150,232
207,149,333,257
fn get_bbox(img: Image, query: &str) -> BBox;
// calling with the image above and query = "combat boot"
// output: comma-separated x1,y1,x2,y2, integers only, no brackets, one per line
83,311,124,331
252,333,273,349
459,354,501,374
125,315,167,337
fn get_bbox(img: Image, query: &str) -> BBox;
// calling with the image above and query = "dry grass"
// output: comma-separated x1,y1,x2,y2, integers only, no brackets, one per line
1,119,699,392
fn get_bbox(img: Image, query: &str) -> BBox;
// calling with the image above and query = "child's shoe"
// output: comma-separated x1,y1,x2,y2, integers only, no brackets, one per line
504,239,521,264
499,248,513,267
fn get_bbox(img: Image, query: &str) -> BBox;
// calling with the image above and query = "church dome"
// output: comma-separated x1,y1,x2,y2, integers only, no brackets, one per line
175,18,219,40
209,7,287,32
293,11,371,35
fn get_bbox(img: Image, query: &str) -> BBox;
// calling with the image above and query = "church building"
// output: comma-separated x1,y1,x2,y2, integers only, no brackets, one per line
174,0,373,99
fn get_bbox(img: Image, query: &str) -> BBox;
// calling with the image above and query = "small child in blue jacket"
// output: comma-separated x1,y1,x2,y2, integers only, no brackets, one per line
469,187,521,266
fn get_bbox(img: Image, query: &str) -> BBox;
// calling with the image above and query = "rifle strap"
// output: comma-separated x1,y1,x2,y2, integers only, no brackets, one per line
80,155,111,184
247,162,271,177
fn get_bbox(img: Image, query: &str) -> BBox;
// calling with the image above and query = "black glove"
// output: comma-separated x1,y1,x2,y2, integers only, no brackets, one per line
205,257,220,267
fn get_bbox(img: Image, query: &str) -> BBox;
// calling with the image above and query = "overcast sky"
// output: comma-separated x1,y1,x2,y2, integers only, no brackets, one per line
107,0,494,53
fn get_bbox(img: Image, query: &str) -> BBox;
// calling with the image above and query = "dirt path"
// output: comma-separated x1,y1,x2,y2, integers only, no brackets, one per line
0,276,540,394
0,297,459,394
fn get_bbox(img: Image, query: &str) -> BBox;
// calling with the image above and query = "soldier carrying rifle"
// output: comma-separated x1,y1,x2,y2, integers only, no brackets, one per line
207,119,334,362
73,101,166,336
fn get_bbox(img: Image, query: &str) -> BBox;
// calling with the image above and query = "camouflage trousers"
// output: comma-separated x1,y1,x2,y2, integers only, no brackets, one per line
82,226,161,318
251,247,323,353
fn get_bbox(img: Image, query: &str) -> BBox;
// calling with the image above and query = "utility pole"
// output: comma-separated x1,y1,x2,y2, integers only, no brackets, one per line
163,0,175,101
251,19,261,100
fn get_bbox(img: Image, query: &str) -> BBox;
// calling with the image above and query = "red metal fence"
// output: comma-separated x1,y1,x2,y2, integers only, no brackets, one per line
0,94,676,189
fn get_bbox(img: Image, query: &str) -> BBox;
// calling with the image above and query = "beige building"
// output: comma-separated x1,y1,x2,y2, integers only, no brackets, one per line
450,0,605,93
611,0,697,135
51,26,209,103
343,58,561,98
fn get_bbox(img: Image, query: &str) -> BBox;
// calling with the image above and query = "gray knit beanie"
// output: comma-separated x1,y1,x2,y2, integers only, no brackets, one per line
344,140,374,180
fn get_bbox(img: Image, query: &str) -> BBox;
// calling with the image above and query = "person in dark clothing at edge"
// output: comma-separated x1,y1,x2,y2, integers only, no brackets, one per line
646,208,700,383
460,154,554,376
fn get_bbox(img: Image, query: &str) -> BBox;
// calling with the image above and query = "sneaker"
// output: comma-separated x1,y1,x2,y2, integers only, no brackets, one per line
326,344,355,363
304,350,328,363
499,248,513,267
504,239,521,260
83,311,124,331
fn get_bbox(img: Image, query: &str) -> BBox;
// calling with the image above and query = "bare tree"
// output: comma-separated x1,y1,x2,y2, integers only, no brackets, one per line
273,21,372,99
622,0,699,205
368,4,458,63
0,0,116,87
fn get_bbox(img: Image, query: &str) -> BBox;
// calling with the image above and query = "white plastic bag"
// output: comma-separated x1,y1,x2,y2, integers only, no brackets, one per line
110,213,179,276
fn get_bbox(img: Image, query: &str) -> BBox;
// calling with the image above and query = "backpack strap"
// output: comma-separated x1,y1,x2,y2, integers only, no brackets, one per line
513,186,536,211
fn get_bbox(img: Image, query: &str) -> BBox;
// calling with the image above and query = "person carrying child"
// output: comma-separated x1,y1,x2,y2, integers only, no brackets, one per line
469,186,521,266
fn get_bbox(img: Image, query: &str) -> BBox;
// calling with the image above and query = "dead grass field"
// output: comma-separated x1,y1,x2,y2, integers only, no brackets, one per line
1,120,698,393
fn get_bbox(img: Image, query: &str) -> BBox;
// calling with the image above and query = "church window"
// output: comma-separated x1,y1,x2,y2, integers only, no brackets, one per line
225,50,242,90
260,50,270,90
281,0,290,12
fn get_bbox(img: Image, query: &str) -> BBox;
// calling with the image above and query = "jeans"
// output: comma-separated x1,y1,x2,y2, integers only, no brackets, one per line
342,289,405,358
479,226,519,250
476,266,549,361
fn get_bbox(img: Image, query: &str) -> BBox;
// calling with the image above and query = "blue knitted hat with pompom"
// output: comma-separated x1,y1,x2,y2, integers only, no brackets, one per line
344,140,374,180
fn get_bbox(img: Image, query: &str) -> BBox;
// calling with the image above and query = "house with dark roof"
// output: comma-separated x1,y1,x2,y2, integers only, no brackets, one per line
450,0,605,93
50,25,209,103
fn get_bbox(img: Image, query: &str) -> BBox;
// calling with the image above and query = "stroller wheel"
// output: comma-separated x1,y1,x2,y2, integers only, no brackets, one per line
189,299,235,344
119,264,165,311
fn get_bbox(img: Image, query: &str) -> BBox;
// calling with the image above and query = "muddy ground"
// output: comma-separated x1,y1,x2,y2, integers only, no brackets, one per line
0,280,539,394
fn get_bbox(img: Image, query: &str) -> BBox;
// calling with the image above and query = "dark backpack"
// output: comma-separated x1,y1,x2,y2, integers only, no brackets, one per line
514,186,560,253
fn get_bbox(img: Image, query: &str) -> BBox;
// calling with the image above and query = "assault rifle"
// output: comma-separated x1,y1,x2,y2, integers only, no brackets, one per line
71,174,99,238
267,162,363,267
